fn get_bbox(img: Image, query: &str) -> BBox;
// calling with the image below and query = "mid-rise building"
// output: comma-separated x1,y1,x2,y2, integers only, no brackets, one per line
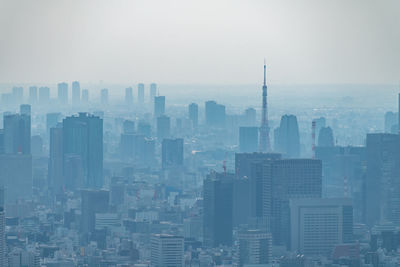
236,229,272,267
151,234,184,267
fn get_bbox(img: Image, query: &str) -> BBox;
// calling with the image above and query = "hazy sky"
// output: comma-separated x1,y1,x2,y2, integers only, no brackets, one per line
0,0,399,84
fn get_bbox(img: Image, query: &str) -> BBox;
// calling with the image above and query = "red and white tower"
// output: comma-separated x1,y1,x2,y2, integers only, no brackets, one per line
259,62,271,152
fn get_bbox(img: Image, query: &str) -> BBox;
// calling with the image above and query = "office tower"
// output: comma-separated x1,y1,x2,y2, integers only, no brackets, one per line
151,234,184,267
63,113,103,188
203,172,233,247
123,120,135,134
0,154,32,203
125,87,133,105
236,229,272,266
366,133,400,226
290,198,353,256
57,82,68,104
20,104,31,116
255,159,322,246
318,126,334,147
82,89,89,103
157,115,170,141
232,176,253,227
0,187,4,267
46,113,61,137
48,126,63,192
235,152,281,179
205,100,226,127
384,111,398,133
275,114,300,158
188,103,198,128
244,107,256,126
38,86,50,104
150,83,157,102
81,189,109,234
259,63,271,152
162,138,183,169
101,88,108,105
12,86,23,104
154,96,166,118
239,127,259,153
28,86,37,104
3,113,31,154
314,116,326,141
138,83,145,104
72,81,81,105
138,121,151,137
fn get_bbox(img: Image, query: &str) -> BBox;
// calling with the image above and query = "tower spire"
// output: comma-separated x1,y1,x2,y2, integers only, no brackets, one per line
259,61,271,152
263,59,266,86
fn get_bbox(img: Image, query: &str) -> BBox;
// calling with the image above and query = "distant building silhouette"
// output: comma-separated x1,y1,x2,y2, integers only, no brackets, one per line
150,83,157,103
72,81,81,105
275,114,300,157
188,103,198,128
318,126,334,147
101,88,108,105
162,138,183,169
157,115,170,141
205,100,225,128
125,87,133,106
82,89,89,103
384,111,398,133
154,96,165,118
58,82,68,104
4,112,30,154
138,83,145,104
244,108,256,126
28,86,37,104
39,86,50,105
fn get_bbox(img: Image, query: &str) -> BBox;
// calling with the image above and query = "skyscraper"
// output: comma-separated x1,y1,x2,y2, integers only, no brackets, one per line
138,83,145,104
28,86,37,104
150,83,157,102
125,87,133,105
58,82,68,104
63,113,103,188
81,189,109,234
151,234,184,267
72,81,81,105
3,113,31,154
188,103,198,128
239,127,259,153
46,113,61,137
203,172,233,247
48,125,63,193
318,126,334,147
12,86,23,105
366,133,400,226
259,62,271,152
275,114,300,158
154,96,165,118
290,198,353,256
244,107,256,126
157,115,170,141
205,100,226,127
162,138,184,169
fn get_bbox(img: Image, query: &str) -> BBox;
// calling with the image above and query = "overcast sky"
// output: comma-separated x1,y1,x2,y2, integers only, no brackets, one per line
0,0,399,85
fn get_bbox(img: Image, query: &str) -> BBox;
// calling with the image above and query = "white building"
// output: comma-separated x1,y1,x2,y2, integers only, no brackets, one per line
151,234,184,267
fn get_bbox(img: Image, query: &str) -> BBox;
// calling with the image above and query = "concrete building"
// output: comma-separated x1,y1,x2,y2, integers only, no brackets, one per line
151,234,184,267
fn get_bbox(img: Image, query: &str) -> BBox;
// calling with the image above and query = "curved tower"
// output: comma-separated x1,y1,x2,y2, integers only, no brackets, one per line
259,62,271,152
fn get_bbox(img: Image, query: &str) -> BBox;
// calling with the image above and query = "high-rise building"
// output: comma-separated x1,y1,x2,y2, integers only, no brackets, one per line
236,229,272,267
162,138,183,169
57,82,68,104
151,234,184,267
205,100,226,127
72,81,81,105
82,89,89,103
318,127,334,147
0,154,32,203
244,107,256,126
28,86,37,104
123,120,135,134
81,189,109,234
48,125,63,192
138,121,151,137
157,115,170,141
239,127,259,153
38,87,50,105
366,133,400,226
188,103,198,128
3,113,31,154
125,87,133,105
259,63,271,152
290,198,353,256
20,104,31,116
255,159,322,246
203,172,233,247
63,113,103,188
101,88,108,105
154,96,165,118
150,83,157,102
275,114,300,158
384,111,398,134
138,83,145,104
